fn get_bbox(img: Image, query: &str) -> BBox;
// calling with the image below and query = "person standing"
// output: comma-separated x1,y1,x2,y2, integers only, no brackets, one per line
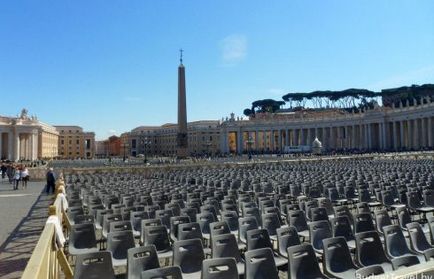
13,166,21,190
6,164,14,184
21,165,29,189
1,163,7,180
46,167,56,194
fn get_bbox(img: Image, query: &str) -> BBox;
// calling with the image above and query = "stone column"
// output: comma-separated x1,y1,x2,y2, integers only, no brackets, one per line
307,128,311,146
285,130,289,146
351,125,356,149
7,132,13,160
254,130,259,151
278,130,282,152
263,130,266,151
270,130,275,151
392,121,398,150
14,133,20,161
382,122,387,150
0,131,2,159
407,120,412,149
300,129,305,146
344,126,349,149
428,117,433,148
421,118,427,148
414,119,419,150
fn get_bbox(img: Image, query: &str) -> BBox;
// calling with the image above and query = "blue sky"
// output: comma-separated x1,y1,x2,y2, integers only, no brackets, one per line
1,1,433,139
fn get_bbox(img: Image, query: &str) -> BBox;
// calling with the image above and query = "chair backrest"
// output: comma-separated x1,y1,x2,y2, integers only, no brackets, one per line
406,222,433,253
170,216,191,240
287,243,324,279
382,224,411,258
221,210,239,231
246,228,273,251
310,207,328,222
70,223,97,250
305,200,319,220
276,226,301,257
423,189,434,206
239,216,259,243
107,230,136,261
309,220,332,251
397,207,412,230
211,233,242,262
173,239,205,273
73,251,115,279
334,205,353,224
322,237,357,276
110,220,133,233
261,213,281,236
141,266,183,279
209,221,230,240
102,213,123,236
356,202,370,214
155,209,173,229
196,212,215,234
428,216,434,244
407,192,422,209
318,198,335,216
287,210,308,232
130,211,149,232
201,257,238,279
143,225,171,252
374,210,392,234
355,231,390,267
127,245,160,279
245,248,279,279
74,214,95,225
244,207,262,226
96,209,113,227
331,216,354,241
177,222,204,243
354,213,375,234
180,207,198,222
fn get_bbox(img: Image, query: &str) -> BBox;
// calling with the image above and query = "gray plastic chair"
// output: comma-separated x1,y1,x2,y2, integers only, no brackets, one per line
109,220,133,233
143,225,173,259
322,237,359,279
261,212,281,238
173,239,205,279
245,248,279,279
246,228,287,268
310,207,329,222
383,224,422,263
406,222,434,260
287,243,328,279
276,226,301,258
73,214,95,225
170,216,191,241
140,218,162,244
355,231,393,272
309,220,332,253
73,251,115,279
211,233,245,275
287,210,309,238
374,210,392,235
69,223,99,256
141,266,183,279
221,211,239,232
106,230,136,267
353,213,375,234
239,216,258,244
201,257,238,279
127,245,160,279
102,213,123,238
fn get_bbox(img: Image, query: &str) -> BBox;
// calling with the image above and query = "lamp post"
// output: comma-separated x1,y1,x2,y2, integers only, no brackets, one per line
246,136,254,159
143,137,151,164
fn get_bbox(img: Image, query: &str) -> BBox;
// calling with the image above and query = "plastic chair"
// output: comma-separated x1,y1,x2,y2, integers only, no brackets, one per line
239,216,258,244
69,223,99,256
354,231,393,272
246,229,287,268
406,222,434,260
374,210,392,236
287,243,328,279
354,265,384,279
245,248,279,279
353,213,375,234
287,210,309,238
322,237,359,279
261,212,281,239
127,245,160,279
310,207,329,222
309,220,332,253
201,257,238,279
73,251,115,279
143,225,173,259
276,226,301,258
170,216,191,241
211,233,245,275
141,266,183,279
173,239,205,278
106,230,136,266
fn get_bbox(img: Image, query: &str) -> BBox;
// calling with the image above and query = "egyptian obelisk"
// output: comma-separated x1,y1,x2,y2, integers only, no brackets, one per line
177,49,188,158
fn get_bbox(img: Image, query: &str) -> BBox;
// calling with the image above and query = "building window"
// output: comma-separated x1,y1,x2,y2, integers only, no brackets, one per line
61,140,64,144
132,139,137,149
76,140,80,144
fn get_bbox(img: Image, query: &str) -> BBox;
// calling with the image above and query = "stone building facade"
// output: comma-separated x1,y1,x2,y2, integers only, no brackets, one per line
55,126,95,159
127,120,221,157
0,109,59,161
220,97,434,153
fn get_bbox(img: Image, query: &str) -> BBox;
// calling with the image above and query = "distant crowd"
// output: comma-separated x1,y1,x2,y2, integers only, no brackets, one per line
0,162,30,190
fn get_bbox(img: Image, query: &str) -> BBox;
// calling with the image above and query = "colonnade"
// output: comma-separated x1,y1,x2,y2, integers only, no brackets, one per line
222,111,434,154
0,130,39,161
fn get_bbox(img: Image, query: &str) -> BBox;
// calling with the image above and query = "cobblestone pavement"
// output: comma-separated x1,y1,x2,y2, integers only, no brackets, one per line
0,178,53,279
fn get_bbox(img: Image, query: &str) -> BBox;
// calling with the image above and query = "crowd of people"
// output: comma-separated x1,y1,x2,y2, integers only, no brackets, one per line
0,162,30,190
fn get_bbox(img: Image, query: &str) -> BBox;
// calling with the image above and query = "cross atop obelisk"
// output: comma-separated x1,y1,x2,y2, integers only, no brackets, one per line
177,49,188,158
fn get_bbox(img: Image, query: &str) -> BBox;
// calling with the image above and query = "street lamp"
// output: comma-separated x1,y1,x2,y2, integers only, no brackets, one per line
246,136,254,159
143,137,151,163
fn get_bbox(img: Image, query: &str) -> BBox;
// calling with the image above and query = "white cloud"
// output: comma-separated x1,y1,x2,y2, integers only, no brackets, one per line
220,34,247,66
368,65,434,91
107,129,116,135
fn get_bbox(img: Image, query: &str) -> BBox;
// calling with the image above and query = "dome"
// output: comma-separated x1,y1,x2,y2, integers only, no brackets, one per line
312,137,322,148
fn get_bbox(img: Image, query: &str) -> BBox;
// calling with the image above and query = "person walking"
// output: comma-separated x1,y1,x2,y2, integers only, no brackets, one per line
46,167,56,194
6,164,14,184
21,165,29,189
1,163,7,180
13,166,21,190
